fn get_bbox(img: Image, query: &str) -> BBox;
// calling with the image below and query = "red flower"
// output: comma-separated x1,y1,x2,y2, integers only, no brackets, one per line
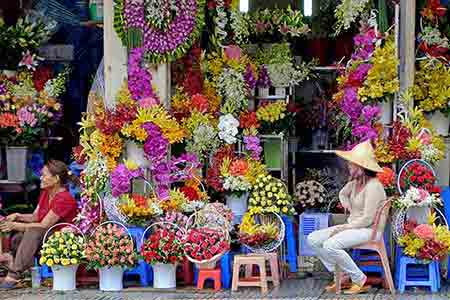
240,111,260,129
33,66,53,91
180,186,200,201
191,94,209,113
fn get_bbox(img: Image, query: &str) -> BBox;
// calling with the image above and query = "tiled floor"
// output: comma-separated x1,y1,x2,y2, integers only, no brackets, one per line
2,278,450,300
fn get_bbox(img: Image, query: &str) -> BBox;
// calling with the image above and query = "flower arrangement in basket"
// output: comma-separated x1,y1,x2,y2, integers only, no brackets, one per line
394,187,442,210
249,174,295,215
141,227,184,265
398,213,450,262
39,230,85,267
184,227,230,269
295,180,327,210
398,160,441,195
117,193,163,227
85,223,138,270
239,208,285,253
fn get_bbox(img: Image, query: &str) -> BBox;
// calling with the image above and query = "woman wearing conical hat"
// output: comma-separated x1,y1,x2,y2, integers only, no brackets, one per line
307,140,387,295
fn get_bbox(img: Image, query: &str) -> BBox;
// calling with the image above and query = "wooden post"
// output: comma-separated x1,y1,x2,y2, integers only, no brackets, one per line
104,0,127,109
398,0,416,111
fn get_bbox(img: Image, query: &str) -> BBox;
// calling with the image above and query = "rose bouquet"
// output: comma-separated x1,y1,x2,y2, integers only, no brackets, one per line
184,227,230,267
295,180,327,209
239,209,280,248
395,187,442,209
118,193,163,226
399,213,450,261
85,223,137,269
249,174,295,215
141,228,184,265
39,231,86,267
398,161,441,195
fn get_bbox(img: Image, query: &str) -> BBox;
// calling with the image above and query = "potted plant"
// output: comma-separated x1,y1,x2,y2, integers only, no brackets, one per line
141,227,184,289
39,230,86,291
85,222,137,291
184,227,230,269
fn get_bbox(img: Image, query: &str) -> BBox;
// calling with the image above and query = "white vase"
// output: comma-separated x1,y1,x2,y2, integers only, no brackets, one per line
378,99,393,125
225,193,249,225
125,141,150,168
99,266,124,291
152,263,176,289
6,146,28,181
427,111,450,136
51,265,78,291
2,70,17,79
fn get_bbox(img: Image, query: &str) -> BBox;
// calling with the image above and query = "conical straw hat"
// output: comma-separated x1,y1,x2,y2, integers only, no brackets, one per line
335,140,383,173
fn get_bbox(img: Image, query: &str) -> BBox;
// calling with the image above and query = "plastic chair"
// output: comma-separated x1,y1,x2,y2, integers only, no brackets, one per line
282,215,297,272
335,200,395,295
397,256,439,293
197,268,221,291
123,226,152,286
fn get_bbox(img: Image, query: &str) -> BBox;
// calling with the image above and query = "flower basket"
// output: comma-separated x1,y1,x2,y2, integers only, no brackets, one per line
239,211,285,254
141,222,185,289
397,159,439,195
184,209,231,270
427,111,450,136
87,221,137,291
40,223,85,291
295,180,327,210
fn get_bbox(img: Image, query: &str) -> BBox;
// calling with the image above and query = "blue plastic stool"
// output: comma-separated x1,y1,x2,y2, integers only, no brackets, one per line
282,215,297,272
441,187,450,280
123,227,152,286
397,256,439,293
35,258,53,278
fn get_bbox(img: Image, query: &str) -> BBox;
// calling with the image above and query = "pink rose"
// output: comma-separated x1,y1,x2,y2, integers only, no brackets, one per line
414,224,435,240
94,254,100,260
120,257,126,264
418,189,430,202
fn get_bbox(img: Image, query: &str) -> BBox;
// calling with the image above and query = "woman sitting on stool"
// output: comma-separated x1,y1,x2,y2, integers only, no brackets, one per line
307,140,387,295
0,160,79,289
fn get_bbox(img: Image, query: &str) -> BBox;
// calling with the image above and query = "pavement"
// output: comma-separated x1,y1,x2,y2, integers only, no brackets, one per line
2,278,450,300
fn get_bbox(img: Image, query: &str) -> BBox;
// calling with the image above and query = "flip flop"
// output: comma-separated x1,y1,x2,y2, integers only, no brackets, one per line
0,281,18,290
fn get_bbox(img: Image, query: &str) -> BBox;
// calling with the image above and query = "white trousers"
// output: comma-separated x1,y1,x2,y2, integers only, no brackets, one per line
307,226,373,285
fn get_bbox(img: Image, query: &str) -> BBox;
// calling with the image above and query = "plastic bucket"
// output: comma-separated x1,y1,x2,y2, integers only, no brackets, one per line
51,265,78,291
152,263,176,289
99,266,124,291
225,193,248,224
6,146,28,181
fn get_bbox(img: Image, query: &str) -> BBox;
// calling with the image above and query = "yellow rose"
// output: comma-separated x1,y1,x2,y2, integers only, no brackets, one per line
46,259,54,267
54,232,61,238
277,200,282,205
70,259,78,265
63,249,69,255
51,249,57,254
271,187,277,192
267,200,272,205
46,249,52,255
61,259,70,266
72,244,78,250
54,258,60,264
39,257,46,265
282,207,288,213
265,186,270,191
72,251,78,256
59,238,64,244
268,192,273,198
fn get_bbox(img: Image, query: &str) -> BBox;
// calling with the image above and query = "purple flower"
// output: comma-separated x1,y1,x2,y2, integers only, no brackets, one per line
347,63,372,86
351,29,376,61
257,65,271,88
244,64,257,91
341,88,363,122
17,107,38,127
110,164,143,197
361,105,381,123
142,122,169,162
128,47,159,101
0,83,6,95
244,135,262,160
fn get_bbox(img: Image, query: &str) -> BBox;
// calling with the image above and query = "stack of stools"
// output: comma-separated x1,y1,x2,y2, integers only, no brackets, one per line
197,268,222,291
123,227,151,286
231,253,280,294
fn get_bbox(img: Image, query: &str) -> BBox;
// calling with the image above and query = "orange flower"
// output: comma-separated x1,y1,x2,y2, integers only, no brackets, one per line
377,167,395,187
191,94,209,113
0,113,19,128
230,159,249,176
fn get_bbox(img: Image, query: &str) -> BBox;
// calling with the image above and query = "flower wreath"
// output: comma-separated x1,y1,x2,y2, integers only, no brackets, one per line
114,0,205,64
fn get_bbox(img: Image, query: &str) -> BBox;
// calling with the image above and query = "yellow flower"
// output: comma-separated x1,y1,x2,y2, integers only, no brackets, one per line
124,159,139,171
61,259,70,266
54,232,61,238
46,259,54,267
39,257,46,265
70,259,78,265
256,102,287,123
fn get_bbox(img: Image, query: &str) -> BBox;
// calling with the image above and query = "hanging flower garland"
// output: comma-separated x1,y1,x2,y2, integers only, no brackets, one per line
128,47,159,101
114,0,205,64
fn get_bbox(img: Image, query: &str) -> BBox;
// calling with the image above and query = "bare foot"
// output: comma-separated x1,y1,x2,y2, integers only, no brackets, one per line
0,253,12,269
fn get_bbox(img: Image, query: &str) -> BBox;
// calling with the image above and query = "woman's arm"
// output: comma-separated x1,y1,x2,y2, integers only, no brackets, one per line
339,181,354,211
0,210,59,232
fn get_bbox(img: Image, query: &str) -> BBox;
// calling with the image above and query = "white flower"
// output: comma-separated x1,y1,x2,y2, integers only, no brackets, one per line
218,114,239,144
398,187,442,209
223,176,251,192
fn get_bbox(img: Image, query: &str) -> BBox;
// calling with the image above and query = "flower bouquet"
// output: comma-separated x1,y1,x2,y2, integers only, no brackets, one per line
141,227,184,288
249,174,296,215
394,187,442,210
239,209,282,252
39,230,85,291
295,180,327,210
118,193,163,227
256,101,296,134
86,223,138,291
184,227,230,269
377,167,398,197
399,213,450,262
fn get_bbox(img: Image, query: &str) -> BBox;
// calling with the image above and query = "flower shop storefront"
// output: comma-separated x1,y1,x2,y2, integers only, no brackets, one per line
1,0,450,296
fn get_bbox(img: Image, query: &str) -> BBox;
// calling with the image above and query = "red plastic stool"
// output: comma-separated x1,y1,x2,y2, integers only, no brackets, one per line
197,268,221,291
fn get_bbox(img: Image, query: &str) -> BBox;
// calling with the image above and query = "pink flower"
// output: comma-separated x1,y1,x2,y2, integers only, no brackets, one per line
224,45,242,61
17,107,37,127
417,130,432,145
120,257,126,264
18,50,42,71
138,96,159,108
418,188,430,202
414,224,435,240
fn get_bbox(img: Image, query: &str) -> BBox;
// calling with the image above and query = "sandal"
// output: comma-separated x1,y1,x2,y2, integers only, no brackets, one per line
343,275,371,295
0,280,18,290
325,275,351,293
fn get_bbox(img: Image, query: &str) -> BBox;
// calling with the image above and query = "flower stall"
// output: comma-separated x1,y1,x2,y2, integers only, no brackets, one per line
1,0,450,296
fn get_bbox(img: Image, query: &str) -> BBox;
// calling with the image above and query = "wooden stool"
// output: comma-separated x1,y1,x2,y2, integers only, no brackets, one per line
244,252,280,288
232,254,268,294
197,268,221,291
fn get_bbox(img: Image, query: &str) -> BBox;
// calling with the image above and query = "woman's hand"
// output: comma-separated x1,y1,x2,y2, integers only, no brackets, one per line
6,213,19,222
0,221,18,232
